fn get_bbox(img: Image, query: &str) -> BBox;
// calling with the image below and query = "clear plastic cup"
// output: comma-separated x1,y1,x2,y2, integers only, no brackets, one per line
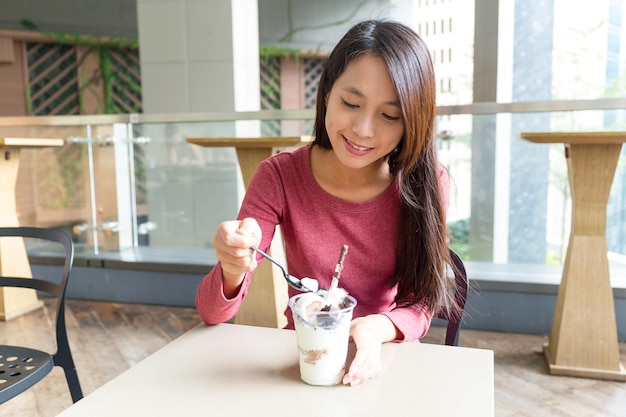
288,293,357,386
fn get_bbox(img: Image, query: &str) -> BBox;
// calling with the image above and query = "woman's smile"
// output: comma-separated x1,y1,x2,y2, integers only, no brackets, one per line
344,136,373,154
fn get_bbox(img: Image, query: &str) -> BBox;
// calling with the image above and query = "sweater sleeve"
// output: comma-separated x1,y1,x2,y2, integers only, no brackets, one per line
195,263,252,325
381,303,433,342
194,158,284,325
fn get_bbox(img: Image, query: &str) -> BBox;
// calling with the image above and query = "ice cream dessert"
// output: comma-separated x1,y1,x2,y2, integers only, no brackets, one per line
299,277,319,293
288,244,356,386
289,291,356,385
291,287,353,325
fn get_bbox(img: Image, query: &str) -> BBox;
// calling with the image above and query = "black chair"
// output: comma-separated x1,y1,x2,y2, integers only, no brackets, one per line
435,249,469,346
0,227,83,404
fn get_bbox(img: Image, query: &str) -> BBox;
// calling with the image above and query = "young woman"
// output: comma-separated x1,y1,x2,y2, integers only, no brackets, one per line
196,19,457,386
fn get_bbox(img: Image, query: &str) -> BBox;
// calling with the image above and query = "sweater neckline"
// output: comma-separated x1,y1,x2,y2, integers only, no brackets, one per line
297,144,399,212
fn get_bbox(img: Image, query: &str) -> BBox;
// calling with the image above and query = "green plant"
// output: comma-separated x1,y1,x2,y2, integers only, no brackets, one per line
448,218,470,259
21,19,139,115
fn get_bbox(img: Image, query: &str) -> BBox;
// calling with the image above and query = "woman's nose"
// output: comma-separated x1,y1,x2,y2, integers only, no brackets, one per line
352,113,375,138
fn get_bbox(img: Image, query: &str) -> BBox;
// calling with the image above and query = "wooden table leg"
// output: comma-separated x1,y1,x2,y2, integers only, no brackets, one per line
0,149,44,320
544,143,626,381
232,147,287,329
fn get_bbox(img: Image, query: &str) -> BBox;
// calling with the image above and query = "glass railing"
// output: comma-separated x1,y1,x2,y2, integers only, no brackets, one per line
0,111,313,267
436,98,626,286
2,99,626,284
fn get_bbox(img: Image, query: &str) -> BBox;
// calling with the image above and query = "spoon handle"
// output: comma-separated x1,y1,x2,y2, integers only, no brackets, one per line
250,245,287,276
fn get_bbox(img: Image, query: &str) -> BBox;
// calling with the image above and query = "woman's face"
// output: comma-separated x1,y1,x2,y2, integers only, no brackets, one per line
325,54,404,171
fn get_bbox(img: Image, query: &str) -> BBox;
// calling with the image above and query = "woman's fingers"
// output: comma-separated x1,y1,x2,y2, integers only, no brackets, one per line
342,316,386,386
212,219,262,274
343,351,382,386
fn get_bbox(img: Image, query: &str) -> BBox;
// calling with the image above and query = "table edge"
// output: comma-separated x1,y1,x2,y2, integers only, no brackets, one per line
520,131,626,144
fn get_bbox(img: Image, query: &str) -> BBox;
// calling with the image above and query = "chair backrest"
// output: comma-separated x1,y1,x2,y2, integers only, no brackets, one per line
435,249,469,346
0,226,83,403
0,227,73,345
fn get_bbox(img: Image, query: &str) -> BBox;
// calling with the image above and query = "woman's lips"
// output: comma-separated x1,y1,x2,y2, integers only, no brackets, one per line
343,136,372,154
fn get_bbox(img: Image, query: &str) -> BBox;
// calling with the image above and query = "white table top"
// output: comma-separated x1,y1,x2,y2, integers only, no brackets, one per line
57,323,494,417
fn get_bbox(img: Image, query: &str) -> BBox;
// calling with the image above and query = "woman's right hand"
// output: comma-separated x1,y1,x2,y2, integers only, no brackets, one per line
212,217,262,297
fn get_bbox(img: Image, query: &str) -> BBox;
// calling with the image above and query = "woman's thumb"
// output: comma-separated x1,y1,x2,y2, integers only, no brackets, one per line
238,217,262,244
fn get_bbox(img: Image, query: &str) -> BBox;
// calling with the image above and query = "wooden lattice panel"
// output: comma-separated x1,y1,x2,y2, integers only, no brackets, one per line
26,42,79,115
303,57,323,109
260,56,281,110
302,57,324,133
133,144,148,206
260,56,281,136
109,48,142,113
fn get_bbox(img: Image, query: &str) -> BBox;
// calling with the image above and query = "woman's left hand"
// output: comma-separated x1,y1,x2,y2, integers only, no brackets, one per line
342,315,398,386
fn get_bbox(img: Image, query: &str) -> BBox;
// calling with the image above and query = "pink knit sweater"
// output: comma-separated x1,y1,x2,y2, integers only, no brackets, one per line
195,144,449,342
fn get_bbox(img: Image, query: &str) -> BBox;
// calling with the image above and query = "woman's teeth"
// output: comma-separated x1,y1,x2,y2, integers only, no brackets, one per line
347,139,369,151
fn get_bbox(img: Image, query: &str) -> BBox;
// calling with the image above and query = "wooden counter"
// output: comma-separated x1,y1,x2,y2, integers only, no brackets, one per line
520,131,626,381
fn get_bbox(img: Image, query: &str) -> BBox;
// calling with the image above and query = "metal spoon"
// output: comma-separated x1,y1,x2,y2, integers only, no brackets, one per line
250,246,318,292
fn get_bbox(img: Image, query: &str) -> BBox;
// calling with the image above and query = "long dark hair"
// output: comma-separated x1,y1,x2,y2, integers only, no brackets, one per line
312,19,457,317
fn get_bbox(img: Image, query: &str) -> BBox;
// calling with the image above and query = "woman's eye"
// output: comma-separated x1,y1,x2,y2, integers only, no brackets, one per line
383,113,401,121
341,99,358,109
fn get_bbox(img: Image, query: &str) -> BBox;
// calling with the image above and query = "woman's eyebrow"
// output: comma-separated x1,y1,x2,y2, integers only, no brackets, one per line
341,86,401,107
342,86,364,97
